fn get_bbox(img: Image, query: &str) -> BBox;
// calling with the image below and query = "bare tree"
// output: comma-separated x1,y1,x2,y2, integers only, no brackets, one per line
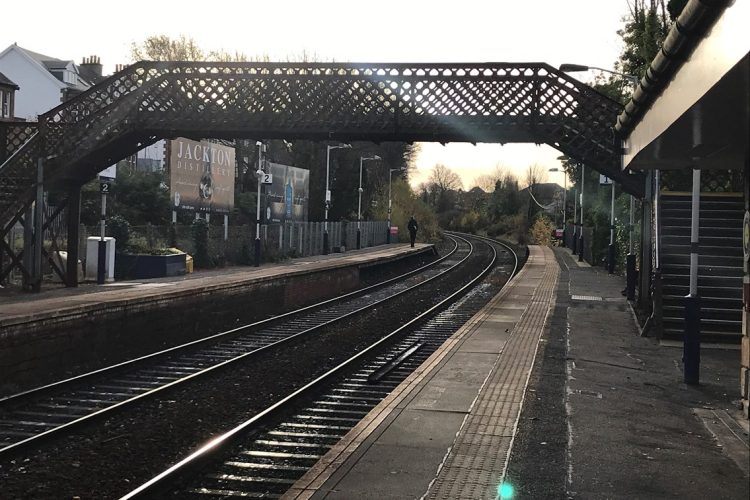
470,163,508,192
524,163,549,189
471,174,496,192
429,164,463,193
131,35,206,61
131,35,256,62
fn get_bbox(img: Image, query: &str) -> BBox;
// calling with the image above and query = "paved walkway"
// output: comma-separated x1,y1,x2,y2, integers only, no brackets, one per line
285,244,749,499
286,245,558,499
555,247,749,499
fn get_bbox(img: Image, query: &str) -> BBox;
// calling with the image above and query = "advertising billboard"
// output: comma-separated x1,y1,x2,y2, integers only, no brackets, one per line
263,162,309,223
169,138,235,213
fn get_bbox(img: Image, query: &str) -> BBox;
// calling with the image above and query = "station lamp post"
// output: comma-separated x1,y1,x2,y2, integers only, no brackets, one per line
324,143,351,255
578,163,585,262
572,186,578,253
610,178,617,274
626,195,637,300
357,154,380,250
387,167,406,244
549,166,567,233
254,141,266,267
559,63,639,85
602,175,617,274
560,64,640,272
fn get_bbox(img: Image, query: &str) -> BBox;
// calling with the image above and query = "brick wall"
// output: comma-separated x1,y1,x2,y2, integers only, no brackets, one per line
743,169,749,418
0,266,359,394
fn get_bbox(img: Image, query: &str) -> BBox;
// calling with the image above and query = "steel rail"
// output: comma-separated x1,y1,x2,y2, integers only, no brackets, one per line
446,231,519,278
0,239,469,458
121,235,512,499
0,242,453,408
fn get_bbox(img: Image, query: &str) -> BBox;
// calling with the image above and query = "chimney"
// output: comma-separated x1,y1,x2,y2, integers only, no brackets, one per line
81,55,103,78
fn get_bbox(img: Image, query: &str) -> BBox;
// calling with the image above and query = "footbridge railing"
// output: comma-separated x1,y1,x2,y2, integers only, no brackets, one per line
0,61,645,288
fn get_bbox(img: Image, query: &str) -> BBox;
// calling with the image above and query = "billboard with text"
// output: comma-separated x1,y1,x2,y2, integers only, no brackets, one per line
169,138,235,213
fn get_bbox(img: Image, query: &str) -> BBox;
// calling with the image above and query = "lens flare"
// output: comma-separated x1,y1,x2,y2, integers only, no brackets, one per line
498,482,514,499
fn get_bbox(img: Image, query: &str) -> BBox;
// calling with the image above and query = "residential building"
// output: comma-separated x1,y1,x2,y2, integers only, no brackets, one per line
0,71,19,121
0,44,104,120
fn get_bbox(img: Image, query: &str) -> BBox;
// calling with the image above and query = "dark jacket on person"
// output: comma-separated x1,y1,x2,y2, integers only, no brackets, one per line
408,217,418,234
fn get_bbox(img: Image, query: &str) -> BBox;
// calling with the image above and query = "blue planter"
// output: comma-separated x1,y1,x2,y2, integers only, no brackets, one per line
116,253,186,280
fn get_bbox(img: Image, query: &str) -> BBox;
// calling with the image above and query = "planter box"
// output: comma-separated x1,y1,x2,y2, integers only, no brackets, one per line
116,253,186,280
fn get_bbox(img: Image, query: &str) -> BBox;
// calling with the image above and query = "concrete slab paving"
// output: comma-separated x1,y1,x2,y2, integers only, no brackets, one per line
503,247,748,500
323,443,448,500
285,246,558,500
458,328,512,354
408,352,498,413
364,408,468,448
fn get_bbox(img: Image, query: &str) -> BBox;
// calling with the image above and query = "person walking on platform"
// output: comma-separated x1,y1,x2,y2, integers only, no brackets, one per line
408,215,418,247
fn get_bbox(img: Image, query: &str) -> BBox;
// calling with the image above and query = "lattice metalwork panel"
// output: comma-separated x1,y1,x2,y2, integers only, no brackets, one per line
33,62,640,191
0,122,37,161
2,62,645,237
661,168,744,193
0,123,40,231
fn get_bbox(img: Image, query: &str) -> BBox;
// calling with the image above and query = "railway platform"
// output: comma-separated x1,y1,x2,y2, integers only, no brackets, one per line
0,243,435,393
285,246,749,499
0,243,434,324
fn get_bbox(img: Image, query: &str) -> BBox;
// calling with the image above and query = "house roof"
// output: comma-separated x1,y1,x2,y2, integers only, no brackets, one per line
0,71,19,89
17,46,66,67
13,45,92,91
0,44,66,90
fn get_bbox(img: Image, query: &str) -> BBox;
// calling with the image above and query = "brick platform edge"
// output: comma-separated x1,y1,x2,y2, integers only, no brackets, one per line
0,245,433,393
743,300,749,418
284,245,558,500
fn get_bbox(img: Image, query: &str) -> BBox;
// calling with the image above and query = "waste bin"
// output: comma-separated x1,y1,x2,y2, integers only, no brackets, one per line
85,237,116,282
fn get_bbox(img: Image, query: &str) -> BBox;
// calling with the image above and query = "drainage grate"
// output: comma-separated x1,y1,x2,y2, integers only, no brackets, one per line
571,295,603,301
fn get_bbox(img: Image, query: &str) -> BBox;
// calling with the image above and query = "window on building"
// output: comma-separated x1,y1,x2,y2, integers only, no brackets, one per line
0,90,9,118
62,70,77,85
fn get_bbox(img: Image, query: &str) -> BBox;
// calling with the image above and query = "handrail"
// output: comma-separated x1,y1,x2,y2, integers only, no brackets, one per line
0,131,38,174
654,169,661,271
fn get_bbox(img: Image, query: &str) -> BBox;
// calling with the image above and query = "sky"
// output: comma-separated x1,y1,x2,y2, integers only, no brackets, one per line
3,0,630,189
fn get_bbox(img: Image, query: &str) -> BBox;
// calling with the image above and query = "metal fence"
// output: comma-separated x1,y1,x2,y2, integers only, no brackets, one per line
263,221,389,258
1,219,390,287
83,220,389,265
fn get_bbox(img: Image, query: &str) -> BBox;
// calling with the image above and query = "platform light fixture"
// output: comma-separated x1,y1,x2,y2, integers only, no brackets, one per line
559,63,639,85
254,141,266,267
324,143,351,254
387,166,406,244
357,155,381,250
549,166,567,231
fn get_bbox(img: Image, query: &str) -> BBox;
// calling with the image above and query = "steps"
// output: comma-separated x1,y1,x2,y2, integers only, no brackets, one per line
658,193,744,342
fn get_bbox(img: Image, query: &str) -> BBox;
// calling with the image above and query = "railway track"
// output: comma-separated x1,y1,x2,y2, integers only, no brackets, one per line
122,234,518,499
0,238,470,459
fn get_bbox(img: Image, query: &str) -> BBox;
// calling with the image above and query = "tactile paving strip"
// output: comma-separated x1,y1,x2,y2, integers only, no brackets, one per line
425,246,559,499
571,294,603,301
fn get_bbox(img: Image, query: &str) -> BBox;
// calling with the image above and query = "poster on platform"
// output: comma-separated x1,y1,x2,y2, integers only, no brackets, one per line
263,162,309,223
168,138,235,213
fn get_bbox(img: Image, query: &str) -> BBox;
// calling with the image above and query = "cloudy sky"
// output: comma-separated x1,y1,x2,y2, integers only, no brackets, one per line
4,0,631,188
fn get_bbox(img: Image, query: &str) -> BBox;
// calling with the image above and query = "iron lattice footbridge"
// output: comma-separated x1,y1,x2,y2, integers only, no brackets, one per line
0,61,644,286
